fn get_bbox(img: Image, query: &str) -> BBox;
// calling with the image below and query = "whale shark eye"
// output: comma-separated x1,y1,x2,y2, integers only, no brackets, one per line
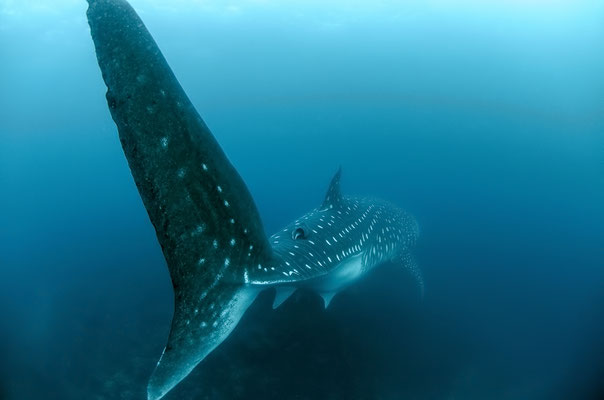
292,226,308,240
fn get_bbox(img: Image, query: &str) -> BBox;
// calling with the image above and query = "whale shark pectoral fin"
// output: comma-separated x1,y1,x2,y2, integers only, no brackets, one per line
320,292,337,308
320,167,343,210
272,287,296,309
400,253,424,300
86,1,275,399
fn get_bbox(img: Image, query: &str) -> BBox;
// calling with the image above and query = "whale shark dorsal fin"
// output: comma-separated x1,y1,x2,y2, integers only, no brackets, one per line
86,1,277,399
321,167,343,210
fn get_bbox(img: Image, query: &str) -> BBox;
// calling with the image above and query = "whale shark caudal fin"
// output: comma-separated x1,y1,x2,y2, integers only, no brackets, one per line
400,253,424,300
86,1,277,399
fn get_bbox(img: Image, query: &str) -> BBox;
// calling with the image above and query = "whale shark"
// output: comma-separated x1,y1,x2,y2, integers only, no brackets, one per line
86,1,423,399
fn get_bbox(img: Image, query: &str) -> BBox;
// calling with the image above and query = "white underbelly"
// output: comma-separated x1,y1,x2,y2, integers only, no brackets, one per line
306,253,365,293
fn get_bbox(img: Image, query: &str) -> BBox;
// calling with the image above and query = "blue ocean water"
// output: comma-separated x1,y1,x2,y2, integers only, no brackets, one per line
1,0,603,399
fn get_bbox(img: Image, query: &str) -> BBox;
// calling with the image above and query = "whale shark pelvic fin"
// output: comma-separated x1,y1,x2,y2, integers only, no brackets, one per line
86,1,276,399
320,292,337,308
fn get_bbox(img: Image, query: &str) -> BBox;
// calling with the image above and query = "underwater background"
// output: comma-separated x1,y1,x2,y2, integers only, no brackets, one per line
1,0,603,399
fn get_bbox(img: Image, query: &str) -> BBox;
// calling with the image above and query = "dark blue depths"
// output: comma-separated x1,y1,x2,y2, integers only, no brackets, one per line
1,1,603,399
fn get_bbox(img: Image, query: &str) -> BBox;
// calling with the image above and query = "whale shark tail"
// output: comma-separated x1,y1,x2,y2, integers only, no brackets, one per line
400,253,424,300
86,1,276,398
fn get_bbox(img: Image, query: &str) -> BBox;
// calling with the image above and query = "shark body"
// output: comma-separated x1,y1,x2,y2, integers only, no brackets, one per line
265,173,421,306
86,1,422,399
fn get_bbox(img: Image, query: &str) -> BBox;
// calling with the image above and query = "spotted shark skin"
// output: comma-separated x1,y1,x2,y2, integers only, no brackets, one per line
85,1,422,399
258,168,421,302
